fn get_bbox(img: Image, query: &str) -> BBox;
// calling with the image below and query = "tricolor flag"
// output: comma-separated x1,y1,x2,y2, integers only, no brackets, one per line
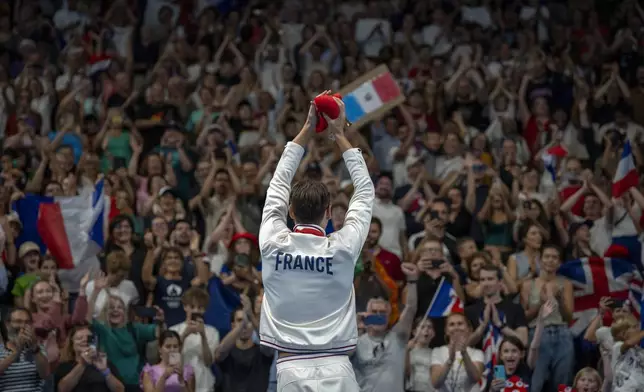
13,180,106,269
612,140,638,198
480,315,504,390
426,278,463,317
542,144,568,182
340,65,404,128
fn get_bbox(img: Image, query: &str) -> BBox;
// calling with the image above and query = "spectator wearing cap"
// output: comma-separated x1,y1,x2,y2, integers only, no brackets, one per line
372,174,407,260
564,220,597,260
12,241,42,307
152,186,186,227
220,232,262,295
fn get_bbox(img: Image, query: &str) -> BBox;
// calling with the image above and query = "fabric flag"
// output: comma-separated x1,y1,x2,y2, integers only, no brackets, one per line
558,257,636,336
426,278,463,317
205,275,241,337
480,312,504,390
612,140,638,198
542,145,567,182
611,233,644,274
341,65,404,127
14,180,106,269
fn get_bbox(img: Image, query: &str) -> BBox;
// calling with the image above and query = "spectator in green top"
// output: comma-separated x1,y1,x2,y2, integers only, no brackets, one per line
86,273,165,392
12,242,42,307
94,110,137,172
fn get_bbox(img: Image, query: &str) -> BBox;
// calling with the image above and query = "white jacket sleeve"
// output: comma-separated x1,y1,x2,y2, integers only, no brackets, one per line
259,142,305,249
334,148,375,260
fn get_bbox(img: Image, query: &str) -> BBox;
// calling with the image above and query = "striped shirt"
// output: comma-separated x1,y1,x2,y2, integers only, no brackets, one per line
0,344,45,392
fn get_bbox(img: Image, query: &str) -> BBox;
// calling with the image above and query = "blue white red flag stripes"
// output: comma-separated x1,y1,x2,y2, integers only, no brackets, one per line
480,312,504,390
557,257,636,335
612,140,638,198
426,278,463,317
13,180,106,269
342,71,402,124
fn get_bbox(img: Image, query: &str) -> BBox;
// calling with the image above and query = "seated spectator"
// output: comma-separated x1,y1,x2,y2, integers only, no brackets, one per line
0,307,49,391
140,330,195,392
54,324,125,392
559,367,602,392
169,287,219,391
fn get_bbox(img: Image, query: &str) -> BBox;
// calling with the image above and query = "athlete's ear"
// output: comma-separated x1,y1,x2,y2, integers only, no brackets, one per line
325,204,332,220
288,205,296,221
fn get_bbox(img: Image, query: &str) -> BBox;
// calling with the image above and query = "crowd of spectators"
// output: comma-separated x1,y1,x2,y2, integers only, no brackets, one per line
1,0,644,391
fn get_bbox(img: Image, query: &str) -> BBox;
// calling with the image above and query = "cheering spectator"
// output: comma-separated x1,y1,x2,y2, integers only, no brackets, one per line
0,308,49,391
352,262,419,391
430,312,484,391
520,245,575,391
214,298,273,392
55,324,125,392
405,318,435,392
140,330,195,392
169,288,219,392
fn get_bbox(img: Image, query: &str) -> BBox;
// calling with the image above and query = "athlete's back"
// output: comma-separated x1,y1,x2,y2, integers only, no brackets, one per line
257,96,374,391
258,141,373,353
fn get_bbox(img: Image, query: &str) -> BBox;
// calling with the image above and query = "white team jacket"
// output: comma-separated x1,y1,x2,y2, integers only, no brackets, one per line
258,141,375,353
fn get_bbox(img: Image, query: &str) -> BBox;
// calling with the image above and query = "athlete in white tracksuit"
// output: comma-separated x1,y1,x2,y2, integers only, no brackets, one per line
258,96,373,391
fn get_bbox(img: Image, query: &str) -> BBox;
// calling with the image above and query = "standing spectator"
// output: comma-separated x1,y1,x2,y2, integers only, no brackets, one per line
352,262,419,391
214,300,273,392
170,288,219,392
372,174,407,260
520,245,575,391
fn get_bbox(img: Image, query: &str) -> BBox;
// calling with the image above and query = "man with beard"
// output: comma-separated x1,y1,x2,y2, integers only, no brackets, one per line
215,298,273,392
0,308,49,391
465,263,528,347
372,174,407,261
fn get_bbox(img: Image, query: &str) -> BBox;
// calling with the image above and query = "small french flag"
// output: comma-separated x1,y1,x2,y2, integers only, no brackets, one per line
612,140,638,198
343,71,402,124
426,278,463,317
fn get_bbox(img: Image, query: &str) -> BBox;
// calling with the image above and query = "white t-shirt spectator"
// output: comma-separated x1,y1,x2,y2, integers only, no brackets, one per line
612,341,644,392
170,322,220,392
431,345,484,392
85,279,140,318
372,199,406,258
596,326,617,370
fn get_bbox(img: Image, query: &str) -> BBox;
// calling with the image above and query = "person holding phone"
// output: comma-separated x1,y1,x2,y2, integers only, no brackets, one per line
141,331,195,392
54,325,125,392
488,301,552,392
169,288,219,392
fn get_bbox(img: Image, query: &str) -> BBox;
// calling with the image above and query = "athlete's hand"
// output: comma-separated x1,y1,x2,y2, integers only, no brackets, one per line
401,263,420,281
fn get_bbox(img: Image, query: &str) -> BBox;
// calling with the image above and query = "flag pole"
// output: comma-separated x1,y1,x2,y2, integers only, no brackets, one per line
410,277,445,345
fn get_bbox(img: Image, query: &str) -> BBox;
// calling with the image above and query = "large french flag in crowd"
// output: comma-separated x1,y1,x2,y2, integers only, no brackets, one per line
14,180,106,269
612,140,638,198
426,278,463,317
343,70,402,124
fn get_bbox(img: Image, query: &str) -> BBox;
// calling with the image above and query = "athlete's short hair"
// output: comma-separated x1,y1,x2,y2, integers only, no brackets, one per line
289,179,330,224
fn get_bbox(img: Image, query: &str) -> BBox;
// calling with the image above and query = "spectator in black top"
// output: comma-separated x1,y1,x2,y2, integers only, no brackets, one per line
214,301,273,392
55,324,124,392
466,263,528,347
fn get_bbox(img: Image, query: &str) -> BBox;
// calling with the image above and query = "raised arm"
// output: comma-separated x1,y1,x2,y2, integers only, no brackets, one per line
331,100,375,257
258,101,318,248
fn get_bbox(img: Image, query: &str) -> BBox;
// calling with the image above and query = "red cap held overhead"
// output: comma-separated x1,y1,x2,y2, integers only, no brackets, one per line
313,93,342,133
